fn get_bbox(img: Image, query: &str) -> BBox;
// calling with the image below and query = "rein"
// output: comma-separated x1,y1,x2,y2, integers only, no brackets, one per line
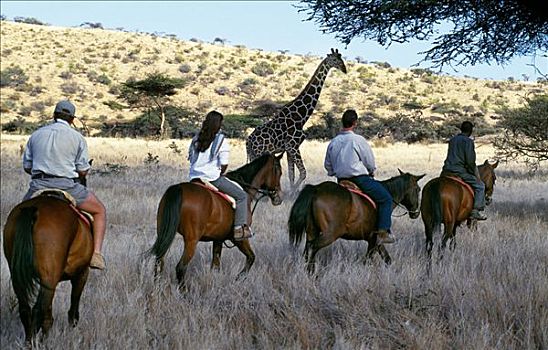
392,200,415,217
241,181,276,217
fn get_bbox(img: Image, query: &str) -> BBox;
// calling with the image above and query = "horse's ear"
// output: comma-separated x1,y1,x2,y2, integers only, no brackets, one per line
416,174,426,181
89,159,93,166
492,160,499,168
398,168,404,175
484,159,489,165
275,152,284,161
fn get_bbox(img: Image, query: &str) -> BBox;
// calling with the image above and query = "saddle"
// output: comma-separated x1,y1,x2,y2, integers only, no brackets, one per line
441,175,474,198
31,189,93,228
190,179,237,209
339,180,377,210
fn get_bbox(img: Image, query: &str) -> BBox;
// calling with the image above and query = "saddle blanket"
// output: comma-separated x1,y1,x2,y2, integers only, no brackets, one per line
191,180,237,209
31,189,93,228
339,180,377,210
443,176,474,198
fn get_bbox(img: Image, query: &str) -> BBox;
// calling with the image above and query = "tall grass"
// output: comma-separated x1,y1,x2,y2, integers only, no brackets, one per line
1,135,546,349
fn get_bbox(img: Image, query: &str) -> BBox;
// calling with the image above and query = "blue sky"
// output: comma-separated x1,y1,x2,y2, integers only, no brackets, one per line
1,1,546,81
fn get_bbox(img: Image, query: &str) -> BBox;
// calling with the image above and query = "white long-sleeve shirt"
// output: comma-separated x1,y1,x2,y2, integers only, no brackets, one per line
188,132,230,181
324,130,376,178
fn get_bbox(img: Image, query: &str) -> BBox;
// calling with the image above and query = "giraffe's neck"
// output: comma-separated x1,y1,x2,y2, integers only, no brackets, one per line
287,58,331,124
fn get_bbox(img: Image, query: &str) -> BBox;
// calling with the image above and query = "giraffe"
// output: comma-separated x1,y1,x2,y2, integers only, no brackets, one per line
246,48,347,191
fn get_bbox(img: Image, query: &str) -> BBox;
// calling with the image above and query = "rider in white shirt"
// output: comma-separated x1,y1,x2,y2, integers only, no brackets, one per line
188,111,252,241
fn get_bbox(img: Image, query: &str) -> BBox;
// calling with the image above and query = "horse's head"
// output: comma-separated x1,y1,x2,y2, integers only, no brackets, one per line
479,159,498,205
395,169,426,219
229,152,284,206
260,153,284,206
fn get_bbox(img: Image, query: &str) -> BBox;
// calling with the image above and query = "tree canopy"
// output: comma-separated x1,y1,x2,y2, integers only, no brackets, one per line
494,94,548,169
119,72,187,136
298,0,548,69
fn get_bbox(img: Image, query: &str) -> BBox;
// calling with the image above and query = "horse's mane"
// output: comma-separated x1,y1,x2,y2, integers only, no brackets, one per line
225,154,272,187
380,174,410,199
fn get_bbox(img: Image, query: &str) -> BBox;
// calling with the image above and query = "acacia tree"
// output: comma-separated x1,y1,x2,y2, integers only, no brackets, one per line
297,0,548,70
494,95,548,169
119,72,187,136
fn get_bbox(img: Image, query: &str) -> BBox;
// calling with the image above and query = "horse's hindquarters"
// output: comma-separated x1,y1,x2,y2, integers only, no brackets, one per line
181,184,234,241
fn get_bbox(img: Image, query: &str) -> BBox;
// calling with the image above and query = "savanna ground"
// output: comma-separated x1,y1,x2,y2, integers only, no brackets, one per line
1,135,547,349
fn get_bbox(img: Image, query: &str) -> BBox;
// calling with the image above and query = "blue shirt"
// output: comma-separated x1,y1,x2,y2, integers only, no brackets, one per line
23,119,91,178
324,130,376,178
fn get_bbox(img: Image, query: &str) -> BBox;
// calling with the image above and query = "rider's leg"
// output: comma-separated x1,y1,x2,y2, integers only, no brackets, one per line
351,175,395,244
78,192,107,269
211,176,251,240
460,173,487,220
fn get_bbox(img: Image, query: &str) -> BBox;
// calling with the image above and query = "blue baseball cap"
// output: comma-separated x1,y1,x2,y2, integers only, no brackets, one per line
54,100,76,117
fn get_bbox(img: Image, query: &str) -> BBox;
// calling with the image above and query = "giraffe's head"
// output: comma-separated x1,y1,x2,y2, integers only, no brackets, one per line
326,48,347,74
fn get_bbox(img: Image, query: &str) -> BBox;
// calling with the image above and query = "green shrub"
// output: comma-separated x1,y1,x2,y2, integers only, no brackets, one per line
2,116,44,134
14,16,47,25
0,66,28,87
251,61,275,77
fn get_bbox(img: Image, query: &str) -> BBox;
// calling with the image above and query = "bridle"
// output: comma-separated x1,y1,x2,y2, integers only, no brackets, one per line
238,181,280,216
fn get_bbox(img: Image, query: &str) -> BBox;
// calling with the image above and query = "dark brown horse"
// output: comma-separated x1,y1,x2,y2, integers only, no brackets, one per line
288,170,425,273
420,160,498,257
148,153,283,288
3,175,93,342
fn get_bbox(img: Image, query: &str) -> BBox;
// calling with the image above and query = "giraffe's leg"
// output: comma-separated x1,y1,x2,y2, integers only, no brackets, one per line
286,153,296,189
292,149,307,190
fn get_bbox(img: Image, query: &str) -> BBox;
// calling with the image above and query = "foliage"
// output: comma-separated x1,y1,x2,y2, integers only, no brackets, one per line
119,72,187,136
436,113,497,141
80,22,104,29
358,113,439,143
298,1,548,69
222,114,264,138
306,112,339,140
99,105,197,138
307,111,499,143
0,66,28,87
494,95,548,169
251,61,275,77
13,16,47,25
1,117,43,134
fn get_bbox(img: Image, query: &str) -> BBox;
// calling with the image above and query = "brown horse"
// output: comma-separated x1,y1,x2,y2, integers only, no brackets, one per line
3,175,93,342
420,160,498,257
288,170,425,273
148,153,283,288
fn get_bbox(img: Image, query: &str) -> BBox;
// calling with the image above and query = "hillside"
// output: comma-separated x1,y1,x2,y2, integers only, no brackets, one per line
0,21,545,136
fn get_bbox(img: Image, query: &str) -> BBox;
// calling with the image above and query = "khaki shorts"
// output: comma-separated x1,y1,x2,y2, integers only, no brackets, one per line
23,178,90,205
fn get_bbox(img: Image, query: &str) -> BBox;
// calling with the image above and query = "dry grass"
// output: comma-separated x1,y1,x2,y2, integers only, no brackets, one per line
1,135,547,349
1,21,545,134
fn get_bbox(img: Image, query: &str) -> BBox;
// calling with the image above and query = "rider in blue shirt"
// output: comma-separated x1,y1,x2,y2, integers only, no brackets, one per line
324,109,395,244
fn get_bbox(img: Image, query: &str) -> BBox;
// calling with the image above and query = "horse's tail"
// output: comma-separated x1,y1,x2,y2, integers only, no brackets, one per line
288,184,317,246
11,206,39,306
147,184,182,261
423,179,443,232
